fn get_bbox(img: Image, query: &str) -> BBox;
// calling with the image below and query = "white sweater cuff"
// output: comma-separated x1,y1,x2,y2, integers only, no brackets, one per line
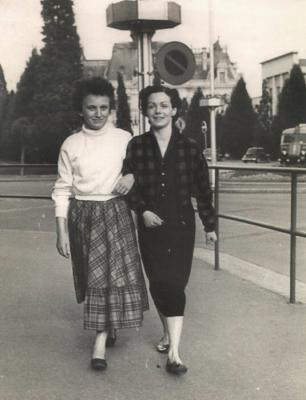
55,203,69,219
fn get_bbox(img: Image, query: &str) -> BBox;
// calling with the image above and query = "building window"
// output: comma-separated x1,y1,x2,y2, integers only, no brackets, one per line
219,71,226,83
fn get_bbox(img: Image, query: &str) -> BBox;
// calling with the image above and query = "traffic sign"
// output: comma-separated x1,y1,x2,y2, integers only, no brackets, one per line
155,41,196,85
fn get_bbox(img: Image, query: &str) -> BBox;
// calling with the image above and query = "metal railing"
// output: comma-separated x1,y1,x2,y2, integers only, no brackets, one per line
210,164,306,304
1,163,306,303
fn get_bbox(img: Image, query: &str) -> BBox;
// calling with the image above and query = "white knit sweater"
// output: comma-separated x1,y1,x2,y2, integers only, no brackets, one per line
52,122,131,218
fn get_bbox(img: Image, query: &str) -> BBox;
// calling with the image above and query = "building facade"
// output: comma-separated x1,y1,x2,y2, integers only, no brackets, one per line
82,39,239,127
261,52,306,115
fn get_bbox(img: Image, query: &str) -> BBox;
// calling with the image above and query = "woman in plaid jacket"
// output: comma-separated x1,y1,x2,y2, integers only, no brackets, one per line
124,85,217,375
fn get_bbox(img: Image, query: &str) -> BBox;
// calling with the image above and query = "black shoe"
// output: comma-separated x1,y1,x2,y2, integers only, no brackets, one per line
91,358,107,371
166,359,187,375
106,329,117,348
156,342,170,354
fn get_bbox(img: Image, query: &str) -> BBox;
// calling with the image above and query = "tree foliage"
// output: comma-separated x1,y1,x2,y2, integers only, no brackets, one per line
271,64,306,156
221,78,255,158
183,88,210,150
13,49,41,121
278,64,306,129
0,91,17,159
252,79,273,151
9,0,83,162
116,72,133,134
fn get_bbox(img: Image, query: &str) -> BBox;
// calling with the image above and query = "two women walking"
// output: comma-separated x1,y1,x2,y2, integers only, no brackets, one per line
52,77,216,375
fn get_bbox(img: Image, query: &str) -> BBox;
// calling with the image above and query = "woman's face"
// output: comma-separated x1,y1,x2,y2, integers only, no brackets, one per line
82,94,111,130
146,92,177,129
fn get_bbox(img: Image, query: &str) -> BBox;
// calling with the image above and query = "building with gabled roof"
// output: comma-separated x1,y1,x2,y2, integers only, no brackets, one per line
82,39,239,127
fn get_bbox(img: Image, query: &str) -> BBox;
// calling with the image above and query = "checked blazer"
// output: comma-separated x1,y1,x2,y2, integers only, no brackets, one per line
123,129,216,232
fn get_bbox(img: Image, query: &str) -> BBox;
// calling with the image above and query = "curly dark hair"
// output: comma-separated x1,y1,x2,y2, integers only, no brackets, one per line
139,85,182,120
72,77,115,112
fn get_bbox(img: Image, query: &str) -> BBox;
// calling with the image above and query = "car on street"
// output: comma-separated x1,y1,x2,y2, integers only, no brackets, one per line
241,147,270,163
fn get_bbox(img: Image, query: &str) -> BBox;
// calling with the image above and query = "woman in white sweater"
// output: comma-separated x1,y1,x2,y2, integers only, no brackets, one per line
52,77,148,371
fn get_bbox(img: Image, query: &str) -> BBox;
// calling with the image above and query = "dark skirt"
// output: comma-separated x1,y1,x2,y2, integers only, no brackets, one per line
68,197,149,331
138,206,196,289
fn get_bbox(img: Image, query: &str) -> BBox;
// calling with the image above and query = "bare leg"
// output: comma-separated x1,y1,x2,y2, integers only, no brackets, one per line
157,310,170,346
166,316,184,364
92,330,108,359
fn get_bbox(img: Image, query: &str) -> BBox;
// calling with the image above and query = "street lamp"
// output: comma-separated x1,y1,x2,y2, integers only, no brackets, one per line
106,0,181,134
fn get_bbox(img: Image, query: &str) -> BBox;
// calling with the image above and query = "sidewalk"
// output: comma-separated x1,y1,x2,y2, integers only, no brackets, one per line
0,229,306,400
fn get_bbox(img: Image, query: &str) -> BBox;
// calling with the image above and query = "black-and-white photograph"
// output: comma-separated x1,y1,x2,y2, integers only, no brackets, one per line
0,1,306,399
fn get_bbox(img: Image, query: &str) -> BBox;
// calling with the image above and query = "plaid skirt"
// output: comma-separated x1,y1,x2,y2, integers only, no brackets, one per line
68,197,149,331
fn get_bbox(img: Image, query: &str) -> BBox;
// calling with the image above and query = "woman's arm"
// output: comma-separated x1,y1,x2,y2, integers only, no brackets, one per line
122,140,149,214
113,174,135,195
56,217,70,258
51,147,74,219
192,144,216,234
52,145,74,256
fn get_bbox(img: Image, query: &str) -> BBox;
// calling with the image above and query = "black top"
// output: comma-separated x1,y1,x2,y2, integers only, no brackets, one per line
123,128,215,232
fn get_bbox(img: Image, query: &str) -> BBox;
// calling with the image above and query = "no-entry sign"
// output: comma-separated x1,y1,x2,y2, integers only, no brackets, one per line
155,41,196,85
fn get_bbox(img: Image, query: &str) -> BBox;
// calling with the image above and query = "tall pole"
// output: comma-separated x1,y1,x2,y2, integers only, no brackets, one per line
209,0,217,187
135,0,153,134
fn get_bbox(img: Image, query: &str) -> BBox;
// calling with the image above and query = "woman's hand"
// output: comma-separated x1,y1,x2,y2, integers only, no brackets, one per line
205,231,217,245
113,174,135,195
56,217,70,258
143,211,164,228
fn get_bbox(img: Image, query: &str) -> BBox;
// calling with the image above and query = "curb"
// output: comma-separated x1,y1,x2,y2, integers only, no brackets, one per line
194,247,306,304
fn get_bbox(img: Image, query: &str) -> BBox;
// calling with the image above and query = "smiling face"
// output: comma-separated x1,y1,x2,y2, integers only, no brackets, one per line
82,94,111,130
146,92,177,130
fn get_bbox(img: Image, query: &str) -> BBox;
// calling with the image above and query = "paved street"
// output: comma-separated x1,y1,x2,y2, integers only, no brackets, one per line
0,175,306,399
1,228,306,400
0,176,305,283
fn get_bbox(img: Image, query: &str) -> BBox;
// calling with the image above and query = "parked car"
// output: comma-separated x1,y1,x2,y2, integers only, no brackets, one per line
203,148,223,162
241,147,270,163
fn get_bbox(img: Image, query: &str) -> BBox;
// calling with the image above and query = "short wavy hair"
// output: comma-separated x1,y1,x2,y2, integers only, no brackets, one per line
139,85,182,120
72,77,115,112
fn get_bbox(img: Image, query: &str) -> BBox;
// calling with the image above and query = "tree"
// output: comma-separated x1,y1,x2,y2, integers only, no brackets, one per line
116,72,133,134
179,97,189,121
153,71,162,86
28,0,83,162
252,80,273,152
13,49,41,121
183,88,210,150
278,64,306,129
221,77,255,158
0,91,16,160
257,79,273,133
11,117,34,175
271,64,306,154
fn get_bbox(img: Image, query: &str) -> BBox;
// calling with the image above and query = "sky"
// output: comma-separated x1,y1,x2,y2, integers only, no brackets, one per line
0,0,306,97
